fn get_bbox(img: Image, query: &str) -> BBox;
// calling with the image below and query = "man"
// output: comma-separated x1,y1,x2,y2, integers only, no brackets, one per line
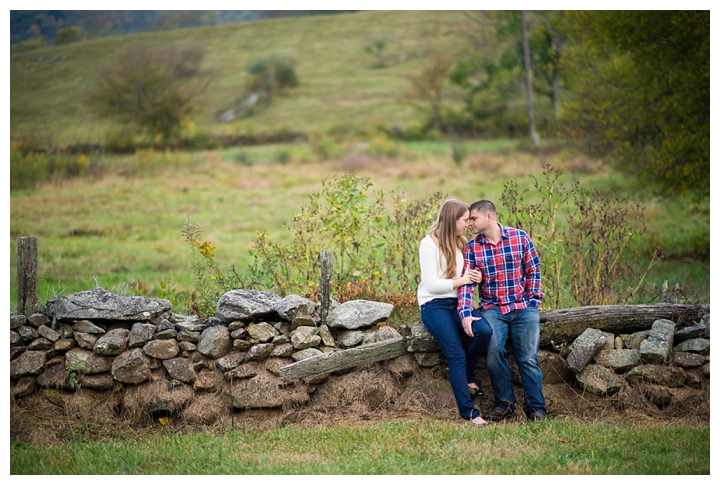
457,199,547,422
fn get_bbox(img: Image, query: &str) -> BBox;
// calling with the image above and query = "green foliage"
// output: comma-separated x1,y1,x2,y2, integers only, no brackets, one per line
398,55,457,132
244,174,444,304
180,216,240,318
54,26,82,45
364,38,389,68
11,38,47,53
559,11,709,198
88,42,213,145
245,52,299,102
501,165,660,308
10,145,94,191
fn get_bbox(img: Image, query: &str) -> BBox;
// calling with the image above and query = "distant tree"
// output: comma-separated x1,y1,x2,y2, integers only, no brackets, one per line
54,26,82,45
560,11,709,197
364,38,389,68
399,55,455,132
88,42,213,145
245,53,299,105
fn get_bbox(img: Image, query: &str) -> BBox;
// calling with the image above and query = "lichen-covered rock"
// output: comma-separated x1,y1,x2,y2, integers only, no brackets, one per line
94,328,130,356
640,319,675,364
216,351,247,372
318,325,336,347
46,288,170,322
143,339,179,360
624,330,651,350
624,364,686,388
10,350,46,378
274,294,315,322
593,349,641,373
246,322,278,342
28,337,53,351
405,323,440,352
111,348,151,384
74,332,98,350
376,326,402,341
292,348,323,361
163,357,197,384
129,323,156,348
37,324,61,343
65,348,113,374
215,289,282,323
672,351,706,368
270,343,295,358
245,343,274,362
327,300,393,330
576,364,625,396
291,326,321,349
77,373,115,390
10,313,27,330
72,320,106,334
291,315,318,330
674,338,710,354
675,321,708,342
17,325,39,342
27,313,51,328
230,372,309,409
197,325,231,359
566,328,607,373
337,330,364,347
226,362,261,380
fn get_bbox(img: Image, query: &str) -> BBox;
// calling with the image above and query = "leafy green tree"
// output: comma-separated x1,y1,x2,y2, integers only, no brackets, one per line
54,26,82,45
245,53,299,105
399,55,456,132
88,42,213,145
560,11,709,197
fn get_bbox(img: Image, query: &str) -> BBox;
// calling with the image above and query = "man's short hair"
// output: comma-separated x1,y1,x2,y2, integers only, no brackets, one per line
469,200,496,214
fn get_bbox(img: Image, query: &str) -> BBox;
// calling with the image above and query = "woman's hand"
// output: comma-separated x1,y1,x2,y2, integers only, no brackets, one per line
466,268,483,284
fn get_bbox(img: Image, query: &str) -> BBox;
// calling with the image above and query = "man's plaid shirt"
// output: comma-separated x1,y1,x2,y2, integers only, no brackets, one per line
458,224,544,320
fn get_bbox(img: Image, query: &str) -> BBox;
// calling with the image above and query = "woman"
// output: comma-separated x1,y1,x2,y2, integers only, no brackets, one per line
417,199,493,426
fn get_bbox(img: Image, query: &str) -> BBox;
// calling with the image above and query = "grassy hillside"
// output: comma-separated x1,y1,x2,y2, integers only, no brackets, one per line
11,11,474,146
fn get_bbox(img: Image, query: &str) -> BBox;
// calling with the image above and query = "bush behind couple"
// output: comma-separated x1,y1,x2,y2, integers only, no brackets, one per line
417,198,546,426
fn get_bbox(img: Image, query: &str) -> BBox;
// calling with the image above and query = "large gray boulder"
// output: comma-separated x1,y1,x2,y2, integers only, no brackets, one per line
10,350,46,379
640,319,676,364
111,348,151,384
197,326,231,359
65,348,113,374
46,288,171,322
566,328,607,373
216,290,282,323
326,300,393,330
274,294,316,322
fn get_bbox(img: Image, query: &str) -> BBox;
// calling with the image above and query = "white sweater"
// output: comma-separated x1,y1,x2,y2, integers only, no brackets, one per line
417,235,464,306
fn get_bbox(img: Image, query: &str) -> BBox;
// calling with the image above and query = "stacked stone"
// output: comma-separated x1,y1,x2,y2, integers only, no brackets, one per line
10,287,397,410
537,317,710,406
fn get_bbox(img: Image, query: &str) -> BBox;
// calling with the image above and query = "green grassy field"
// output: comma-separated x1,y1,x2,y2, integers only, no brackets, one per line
8,140,710,315
11,11,476,147
10,419,710,474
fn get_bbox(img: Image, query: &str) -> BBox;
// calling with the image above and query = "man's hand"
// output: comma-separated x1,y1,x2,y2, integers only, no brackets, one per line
461,315,481,337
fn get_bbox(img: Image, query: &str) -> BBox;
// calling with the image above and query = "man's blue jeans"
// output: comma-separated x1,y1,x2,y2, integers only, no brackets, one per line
481,306,546,417
420,298,493,420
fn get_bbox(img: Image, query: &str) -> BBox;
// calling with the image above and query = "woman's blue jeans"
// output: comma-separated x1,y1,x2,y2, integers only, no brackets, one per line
420,297,493,420
481,306,546,417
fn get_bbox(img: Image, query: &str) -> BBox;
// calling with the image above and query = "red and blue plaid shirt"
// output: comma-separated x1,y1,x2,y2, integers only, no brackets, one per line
458,224,544,319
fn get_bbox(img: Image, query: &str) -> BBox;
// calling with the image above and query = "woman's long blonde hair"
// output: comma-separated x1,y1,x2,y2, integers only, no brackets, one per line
427,199,469,279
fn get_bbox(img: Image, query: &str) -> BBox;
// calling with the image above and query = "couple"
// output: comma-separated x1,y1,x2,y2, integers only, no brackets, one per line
417,198,546,426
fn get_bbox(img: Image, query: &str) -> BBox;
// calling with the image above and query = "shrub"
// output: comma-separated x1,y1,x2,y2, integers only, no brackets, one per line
54,26,82,45
88,42,213,146
11,39,47,53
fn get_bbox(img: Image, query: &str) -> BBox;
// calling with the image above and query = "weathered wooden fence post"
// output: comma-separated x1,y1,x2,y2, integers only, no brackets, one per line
17,236,39,317
320,250,333,326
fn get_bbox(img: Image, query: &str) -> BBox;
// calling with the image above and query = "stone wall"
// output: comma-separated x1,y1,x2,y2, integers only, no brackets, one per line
9,287,710,423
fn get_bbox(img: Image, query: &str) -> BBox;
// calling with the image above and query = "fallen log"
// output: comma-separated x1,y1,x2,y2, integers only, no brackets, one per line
279,337,407,382
539,303,709,346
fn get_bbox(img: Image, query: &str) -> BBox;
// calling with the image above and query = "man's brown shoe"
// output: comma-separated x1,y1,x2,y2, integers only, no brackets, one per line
485,402,516,422
527,411,546,422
